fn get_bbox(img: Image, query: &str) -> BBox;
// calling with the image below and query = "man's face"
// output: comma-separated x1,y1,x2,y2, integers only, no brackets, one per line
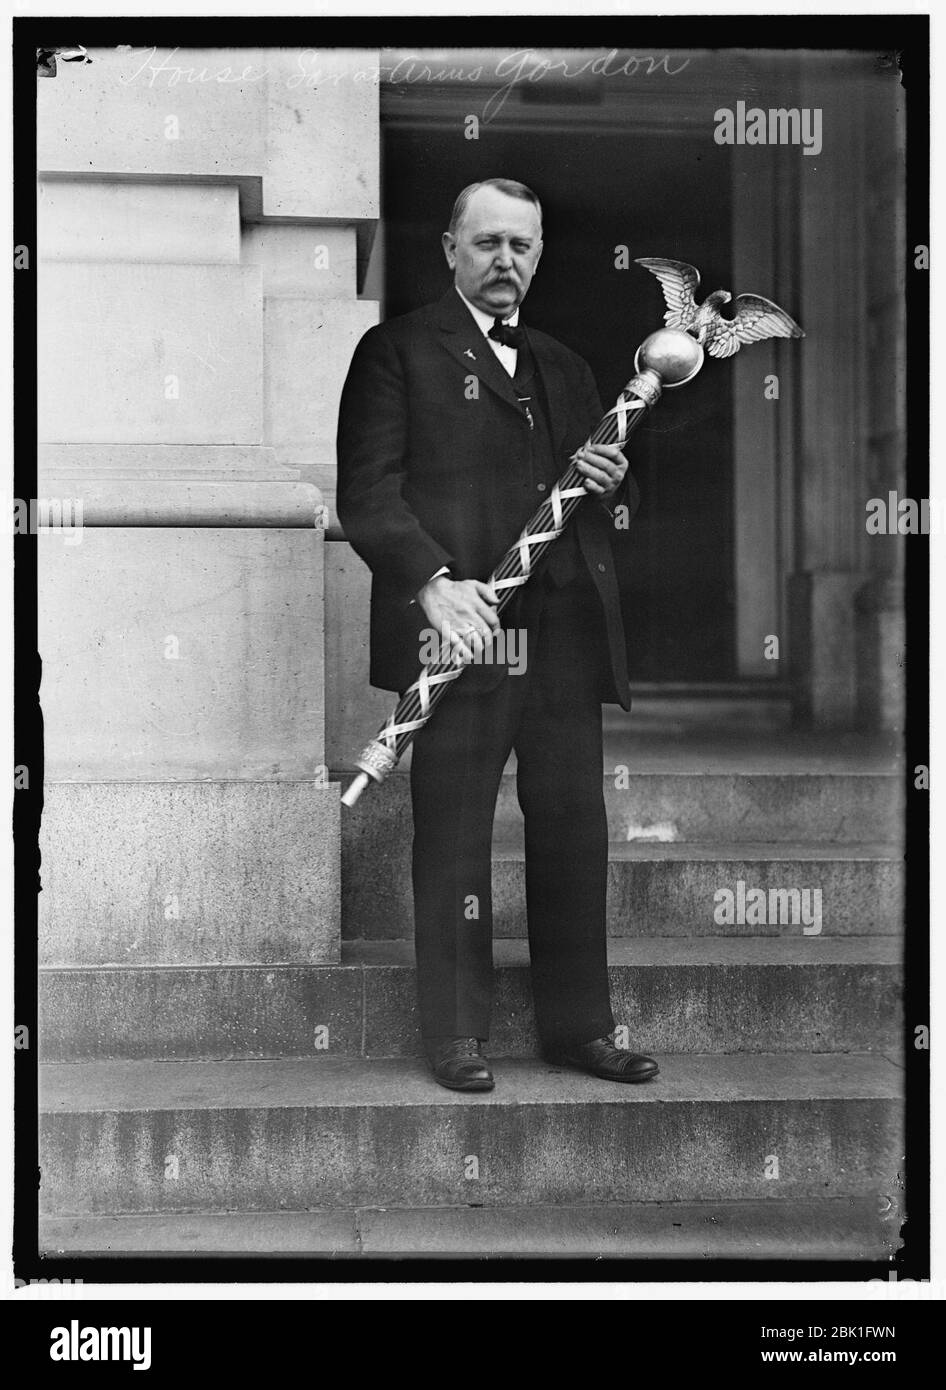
442,186,543,318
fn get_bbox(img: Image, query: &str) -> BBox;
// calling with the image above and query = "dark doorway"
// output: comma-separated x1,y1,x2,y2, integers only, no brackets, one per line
382,103,735,681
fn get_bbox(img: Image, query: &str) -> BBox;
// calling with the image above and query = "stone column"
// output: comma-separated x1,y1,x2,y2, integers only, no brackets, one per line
789,61,905,727
855,67,907,734
36,47,380,971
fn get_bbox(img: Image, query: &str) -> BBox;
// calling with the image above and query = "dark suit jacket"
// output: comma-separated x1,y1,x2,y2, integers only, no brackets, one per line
336,288,638,707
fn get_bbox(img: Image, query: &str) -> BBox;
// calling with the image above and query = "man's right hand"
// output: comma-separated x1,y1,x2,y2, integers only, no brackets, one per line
416,575,501,664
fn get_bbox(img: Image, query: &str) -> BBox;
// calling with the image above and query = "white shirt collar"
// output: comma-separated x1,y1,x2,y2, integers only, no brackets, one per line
455,286,520,338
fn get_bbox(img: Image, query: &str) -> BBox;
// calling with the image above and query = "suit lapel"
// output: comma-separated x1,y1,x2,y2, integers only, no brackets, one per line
524,326,571,452
430,290,525,416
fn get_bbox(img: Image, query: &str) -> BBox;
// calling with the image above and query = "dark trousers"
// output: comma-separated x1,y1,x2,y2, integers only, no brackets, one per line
409,570,615,1050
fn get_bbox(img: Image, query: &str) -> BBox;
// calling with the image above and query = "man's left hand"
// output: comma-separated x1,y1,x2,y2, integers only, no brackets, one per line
575,443,628,500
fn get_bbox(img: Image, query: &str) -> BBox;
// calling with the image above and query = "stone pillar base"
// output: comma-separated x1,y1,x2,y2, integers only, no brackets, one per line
40,781,340,966
38,523,338,964
854,576,906,732
787,571,870,728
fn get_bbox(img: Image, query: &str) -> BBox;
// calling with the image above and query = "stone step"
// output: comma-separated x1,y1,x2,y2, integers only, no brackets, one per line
341,769,902,857
346,840,903,940
537,774,901,846
39,1053,903,1214
39,1195,900,1260
39,938,902,1062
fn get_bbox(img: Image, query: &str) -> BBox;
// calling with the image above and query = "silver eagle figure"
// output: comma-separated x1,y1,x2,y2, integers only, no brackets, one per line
635,257,804,358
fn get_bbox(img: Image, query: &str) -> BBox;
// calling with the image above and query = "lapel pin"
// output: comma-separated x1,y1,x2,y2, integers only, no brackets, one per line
464,348,477,360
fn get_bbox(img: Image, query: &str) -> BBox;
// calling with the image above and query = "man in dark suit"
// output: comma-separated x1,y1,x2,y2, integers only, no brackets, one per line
337,178,658,1090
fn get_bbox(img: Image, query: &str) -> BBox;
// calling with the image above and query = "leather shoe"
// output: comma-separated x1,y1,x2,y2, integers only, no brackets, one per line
427,1037,494,1092
547,1035,659,1083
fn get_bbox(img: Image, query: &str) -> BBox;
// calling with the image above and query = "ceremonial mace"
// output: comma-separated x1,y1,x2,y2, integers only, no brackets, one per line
341,258,803,806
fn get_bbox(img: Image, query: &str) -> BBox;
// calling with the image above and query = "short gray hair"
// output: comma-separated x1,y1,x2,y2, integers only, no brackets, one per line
446,178,543,239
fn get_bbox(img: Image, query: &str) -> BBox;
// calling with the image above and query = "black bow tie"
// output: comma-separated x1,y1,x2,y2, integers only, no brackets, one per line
488,317,524,349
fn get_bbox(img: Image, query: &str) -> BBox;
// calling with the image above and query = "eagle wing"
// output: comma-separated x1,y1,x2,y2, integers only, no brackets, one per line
706,294,804,359
634,258,701,331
